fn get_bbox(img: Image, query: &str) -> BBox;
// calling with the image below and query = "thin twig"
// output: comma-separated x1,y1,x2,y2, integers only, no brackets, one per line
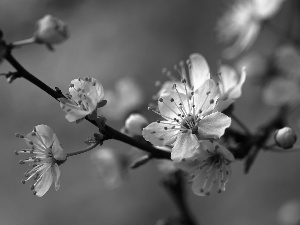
67,141,100,157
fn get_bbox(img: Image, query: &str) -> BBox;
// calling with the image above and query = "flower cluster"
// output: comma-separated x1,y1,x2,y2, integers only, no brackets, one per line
16,125,66,197
143,53,245,195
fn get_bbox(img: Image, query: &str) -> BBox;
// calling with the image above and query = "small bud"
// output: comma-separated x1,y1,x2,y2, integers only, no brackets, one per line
34,15,69,47
124,114,148,136
274,127,297,149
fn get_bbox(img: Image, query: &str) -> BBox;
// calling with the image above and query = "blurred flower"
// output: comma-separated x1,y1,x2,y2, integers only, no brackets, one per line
215,65,246,111
16,125,66,197
143,79,231,161
158,53,210,96
59,77,104,122
275,45,300,78
34,15,69,49
103,77,144,121
91,148,129,189
263,76,300,106
217,0,286,59
235,52,268,78
175,140,234,196
274,127,297,149
278,200,300,225
124,113,148,136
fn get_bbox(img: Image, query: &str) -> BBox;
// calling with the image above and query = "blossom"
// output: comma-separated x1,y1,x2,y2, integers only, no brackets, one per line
16,125,66,197
274,127,297,149
158,53,210,96
124,113,148,136
34,15,69,48
59,77,104,122
91,148,129,189
215,65,246,111
175,140,234,196
217,0,286,59
143,79,231,161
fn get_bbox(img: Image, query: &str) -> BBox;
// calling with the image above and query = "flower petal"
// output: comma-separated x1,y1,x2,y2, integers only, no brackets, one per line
158,90,189,121
189,53,210,91
171,132,199,161
34,165,53,197
25,124,54,150
214,98,235,112
52,134,66,161
142,121,179,146
52,164,61,191
193,79,219,116
197,112,231,139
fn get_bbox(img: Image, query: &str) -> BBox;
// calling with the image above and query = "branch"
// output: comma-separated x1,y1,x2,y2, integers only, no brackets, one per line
4,49,171,160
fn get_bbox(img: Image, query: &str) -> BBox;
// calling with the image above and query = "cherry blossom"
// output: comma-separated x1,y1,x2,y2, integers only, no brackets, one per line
16,125,66,197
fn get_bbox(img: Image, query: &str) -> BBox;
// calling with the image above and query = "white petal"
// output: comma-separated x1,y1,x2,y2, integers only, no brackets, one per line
25,124,54,150
142,122,179,146
171,132,199,161
214,98,235,112
197,112,231,139
34,165,53,197
193,79,219,116
52,164,61,191
158,90,189,121
189,54,210,91
52,134,66,161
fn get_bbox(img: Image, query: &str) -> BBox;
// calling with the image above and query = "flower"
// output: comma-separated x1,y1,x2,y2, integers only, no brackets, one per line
34,15,69,48
15,125,66,197
59,77,104,122
124,113,148,136
274,127,297,149
217,0,286,59
143,79,231,161
91,148,129,189
215,65,246,111
158,53,210,96
175,140,234,196
263,76,300,106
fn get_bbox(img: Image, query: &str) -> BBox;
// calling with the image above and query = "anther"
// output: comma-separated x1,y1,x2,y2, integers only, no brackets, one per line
14,150,19,155
164,127,168,130
156,120,160,123
15,133,24,138
30,185,34,190
181,78,186,83
170,98,174,102
19,160,25,164
33,191,37,195
21,179,26,184
210,99,214,104
158,98,163,102
206,91,211,95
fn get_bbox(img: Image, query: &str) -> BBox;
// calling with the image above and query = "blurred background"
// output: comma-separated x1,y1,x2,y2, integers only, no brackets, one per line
0,0,300,225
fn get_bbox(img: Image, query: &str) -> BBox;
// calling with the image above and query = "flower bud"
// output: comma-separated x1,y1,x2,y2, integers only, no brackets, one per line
34,15,69,46
125,114,148,136
274,127,297,149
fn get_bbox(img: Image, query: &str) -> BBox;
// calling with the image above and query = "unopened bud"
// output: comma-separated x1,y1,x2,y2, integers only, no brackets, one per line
34,15,69,46
125,114,148,136
274,127,297,149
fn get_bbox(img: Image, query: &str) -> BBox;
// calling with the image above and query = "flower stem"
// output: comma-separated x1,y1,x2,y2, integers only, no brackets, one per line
4,49,171,160
11,37,36,48
231,113,251,136
67,142,100,157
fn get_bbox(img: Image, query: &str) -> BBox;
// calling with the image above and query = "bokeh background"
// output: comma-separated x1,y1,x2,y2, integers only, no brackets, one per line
0,0,300,225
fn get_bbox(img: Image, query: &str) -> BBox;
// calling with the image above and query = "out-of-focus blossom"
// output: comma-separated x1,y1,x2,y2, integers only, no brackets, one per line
143,79,231,161
215,65,246,111
263,76,300,106
91,148,129,189
235,52,268,78
16,125,66,197
217,0,286,59
278,200,300,225
34,15,69,48
275,45,300,78
175,140,234,196
59,77,104,122
274,127,297,149
158,53,210,96
124,113,148,136
103,77,144,121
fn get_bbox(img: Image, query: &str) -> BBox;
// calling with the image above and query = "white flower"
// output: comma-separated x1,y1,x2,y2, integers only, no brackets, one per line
16,125,66,197
59,77,104,122
175,140,234,196
158,53,210,96
215,65,246,111
124,113,148,136
34,15,69,47
217,0,286,59
91,148,128,189
143,79,231,161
